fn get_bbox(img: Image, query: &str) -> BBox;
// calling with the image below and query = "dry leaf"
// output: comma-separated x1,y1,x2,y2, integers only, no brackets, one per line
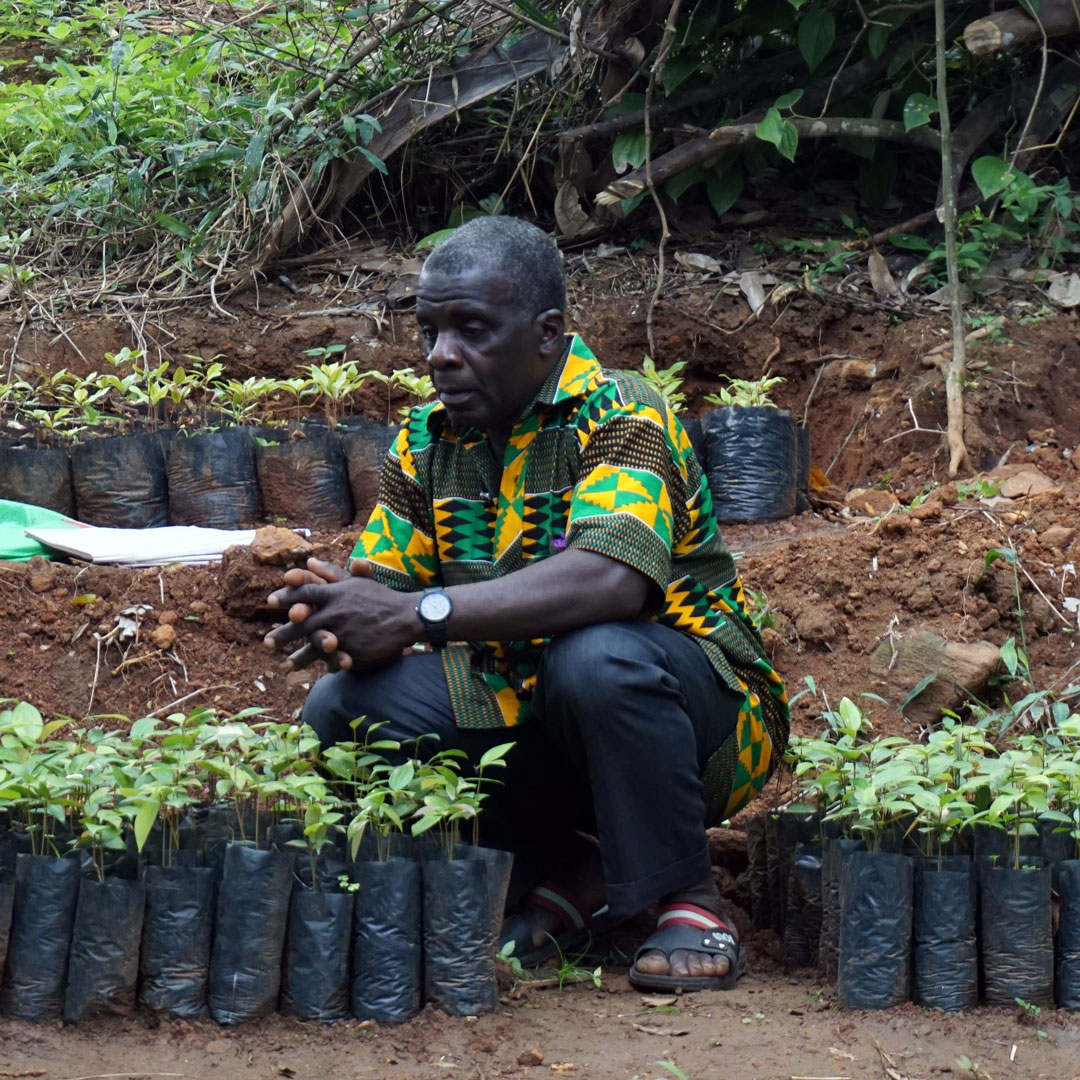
632,1023,689,1037
639,994,678,1008
675,251,723,274
554,180,590,240
549,1065,577,1074
1047,271,1080,308
868,250,899,297
738,271,765,317
808,464,830,492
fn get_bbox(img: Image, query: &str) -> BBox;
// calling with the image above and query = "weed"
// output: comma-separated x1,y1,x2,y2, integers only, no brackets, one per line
497,940,526,987
956,478,1001,501
655,1062,689,1080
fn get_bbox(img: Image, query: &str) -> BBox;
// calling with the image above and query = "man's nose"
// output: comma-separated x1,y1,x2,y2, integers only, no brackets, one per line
427,331,461,368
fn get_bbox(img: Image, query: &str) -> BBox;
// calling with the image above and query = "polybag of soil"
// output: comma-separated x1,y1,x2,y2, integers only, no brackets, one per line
351,857,422,1023
980,859,1053,1007
140,864,215,1016
63,875,146,1022
838,850,912,1009
1055,860,1080,1009
71,433,169,528
701,406,797,523
422,856,498,1017
454,844,514,959
0,854,81,1020
0,867,13,976
208,844,293,1024
912,856,977,1011
339,418,398,523
281,886,354,1022
745,815,770,930
680,416,707,470
0,445,75,516
1040,816,1073,867
199,803,262,882
167,428,260,527
256,427,353,527
783,842,823,969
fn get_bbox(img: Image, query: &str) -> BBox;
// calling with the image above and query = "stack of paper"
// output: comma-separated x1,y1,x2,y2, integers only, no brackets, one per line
26,525,258,566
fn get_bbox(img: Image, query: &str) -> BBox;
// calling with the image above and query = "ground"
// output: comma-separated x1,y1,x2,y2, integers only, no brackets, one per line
2,257,1080,1078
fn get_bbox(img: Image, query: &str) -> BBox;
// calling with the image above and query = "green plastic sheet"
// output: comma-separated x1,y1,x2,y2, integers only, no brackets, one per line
0,499,80,561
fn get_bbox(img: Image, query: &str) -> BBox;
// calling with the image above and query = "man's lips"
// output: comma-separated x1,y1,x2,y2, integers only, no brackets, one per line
437,387,479,405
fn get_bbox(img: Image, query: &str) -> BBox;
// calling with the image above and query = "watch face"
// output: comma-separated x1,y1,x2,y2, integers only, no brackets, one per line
420,591,453,622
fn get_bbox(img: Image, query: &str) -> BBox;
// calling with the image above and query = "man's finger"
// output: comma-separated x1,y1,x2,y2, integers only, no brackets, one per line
311,629,339,654
282,567,330,588
264,619,308,651
288,602,313,624
267,582,330,611
349,557,374,578
307,558,349,583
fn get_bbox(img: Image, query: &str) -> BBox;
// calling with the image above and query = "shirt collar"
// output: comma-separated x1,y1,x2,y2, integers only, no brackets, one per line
424,332,603,442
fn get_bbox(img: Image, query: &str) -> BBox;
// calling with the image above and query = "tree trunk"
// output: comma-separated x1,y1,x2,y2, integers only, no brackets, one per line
963,1,1080,55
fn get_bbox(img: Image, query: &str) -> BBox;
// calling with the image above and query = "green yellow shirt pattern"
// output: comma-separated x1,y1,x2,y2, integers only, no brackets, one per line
353,335,789,819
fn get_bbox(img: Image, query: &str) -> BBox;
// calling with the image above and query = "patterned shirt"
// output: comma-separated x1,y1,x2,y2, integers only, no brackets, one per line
353,335,789,818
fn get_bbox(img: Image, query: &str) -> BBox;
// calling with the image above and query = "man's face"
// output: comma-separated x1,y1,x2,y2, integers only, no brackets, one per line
415,266,564,437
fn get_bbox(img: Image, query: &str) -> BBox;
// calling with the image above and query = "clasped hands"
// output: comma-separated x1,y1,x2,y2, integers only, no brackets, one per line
263,557,416,672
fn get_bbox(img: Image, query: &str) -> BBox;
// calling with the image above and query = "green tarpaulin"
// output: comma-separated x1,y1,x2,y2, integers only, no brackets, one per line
0,499,80,561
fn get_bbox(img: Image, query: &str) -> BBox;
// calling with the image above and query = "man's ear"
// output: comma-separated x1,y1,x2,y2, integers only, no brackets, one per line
534,308,566,356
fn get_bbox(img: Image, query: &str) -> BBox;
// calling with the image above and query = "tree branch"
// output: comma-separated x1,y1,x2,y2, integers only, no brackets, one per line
963,0,1080,55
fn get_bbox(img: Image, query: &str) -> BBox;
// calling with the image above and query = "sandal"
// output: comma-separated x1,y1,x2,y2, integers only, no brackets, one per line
499,880,597,967
628,903,747,992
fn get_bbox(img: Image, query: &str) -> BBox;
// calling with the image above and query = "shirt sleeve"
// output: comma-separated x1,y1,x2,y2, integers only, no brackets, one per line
565,403,679,593
351,426,440,591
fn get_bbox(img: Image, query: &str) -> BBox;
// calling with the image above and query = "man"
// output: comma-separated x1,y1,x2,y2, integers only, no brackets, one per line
264,216,788,991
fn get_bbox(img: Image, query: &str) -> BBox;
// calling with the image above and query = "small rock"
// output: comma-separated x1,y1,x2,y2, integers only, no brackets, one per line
158,609,179,625
518,1049,544,1067
990,464,1059,499
27,556,57,594
1039,524,1075,550
150,624,177,651
251,526,314,567
822,359,878,389
795,605,837,645
845,488,899,517
189,600,209,614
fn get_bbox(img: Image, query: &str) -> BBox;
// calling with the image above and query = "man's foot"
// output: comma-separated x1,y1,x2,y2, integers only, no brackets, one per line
500,880,595,966
629,877,745,991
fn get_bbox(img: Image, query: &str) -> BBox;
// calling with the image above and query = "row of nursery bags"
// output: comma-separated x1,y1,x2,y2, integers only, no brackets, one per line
746,812,1080,1011
0,826,512,1025
0,418,398,530
0,407,811,534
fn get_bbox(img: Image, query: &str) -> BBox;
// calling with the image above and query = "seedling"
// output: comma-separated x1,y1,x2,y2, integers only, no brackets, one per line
704,373,785,409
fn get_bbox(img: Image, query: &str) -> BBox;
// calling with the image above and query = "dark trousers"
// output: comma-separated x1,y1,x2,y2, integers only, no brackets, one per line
302,619,742,918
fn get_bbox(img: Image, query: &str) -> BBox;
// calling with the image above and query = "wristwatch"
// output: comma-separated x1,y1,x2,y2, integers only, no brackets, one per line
416,587,453,649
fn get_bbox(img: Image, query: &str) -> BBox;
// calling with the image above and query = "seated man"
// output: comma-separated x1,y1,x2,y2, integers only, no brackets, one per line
264,215,788,991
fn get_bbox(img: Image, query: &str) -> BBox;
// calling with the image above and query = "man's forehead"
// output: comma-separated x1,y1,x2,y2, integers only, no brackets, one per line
417,264,513,303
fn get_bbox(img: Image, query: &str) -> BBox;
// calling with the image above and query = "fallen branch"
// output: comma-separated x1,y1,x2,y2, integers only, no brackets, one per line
963,0,1080,55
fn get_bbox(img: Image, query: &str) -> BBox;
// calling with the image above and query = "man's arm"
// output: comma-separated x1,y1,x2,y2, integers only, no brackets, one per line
265,548,648,667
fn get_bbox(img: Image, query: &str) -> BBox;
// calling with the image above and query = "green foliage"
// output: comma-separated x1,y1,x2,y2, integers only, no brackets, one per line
704,373,785,408
639,356,687,413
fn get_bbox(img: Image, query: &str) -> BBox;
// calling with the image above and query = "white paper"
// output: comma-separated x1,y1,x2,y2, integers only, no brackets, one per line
26,524,257,566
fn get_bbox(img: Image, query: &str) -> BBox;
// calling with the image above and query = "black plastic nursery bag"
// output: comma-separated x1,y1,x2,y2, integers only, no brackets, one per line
980,860,1053,1008
256,428,353,527
281,886,354,1022
1055,860,1080,1009
422,856,498,1017
0,445,75,516
795,424,811,514
0,867,13,977
838,850,913,1009
784,843,823,969
140,864,215,1016
338,418,398,523
912,856,977,1011
745,815,770,930
455,843,514,958
71,432,169,528
208,844,293,1024
64,875,146,1022
167,428,260,527
0,854,80,1020
701,406,797,522
351,857,422,1024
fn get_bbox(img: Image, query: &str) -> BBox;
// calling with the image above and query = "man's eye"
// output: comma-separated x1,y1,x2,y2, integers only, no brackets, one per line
461,323,486,337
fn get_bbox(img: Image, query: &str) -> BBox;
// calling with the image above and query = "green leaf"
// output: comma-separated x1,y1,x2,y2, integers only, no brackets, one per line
243,128,266,181
133,798,159,852
153,213,193,240
1001,637,1019,677
706,166,743,218
798,8,835,72
971,155,1013,199
664,164,704,202
130,716,159,742
901,672,938,711
889,233,932,252
756,107,799,161
662,57,700,96
857,149,897,209
602,92,646,119
903,93,938,131
612,129,647,173
774,89,804,111
7,701,43,746
479,742,515,768
620,192,647,216
357,146,387,175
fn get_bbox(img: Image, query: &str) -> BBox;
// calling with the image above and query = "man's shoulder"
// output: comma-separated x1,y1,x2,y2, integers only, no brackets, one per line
589,366,669,418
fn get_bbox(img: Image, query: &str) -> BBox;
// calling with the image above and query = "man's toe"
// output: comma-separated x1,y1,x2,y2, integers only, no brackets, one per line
633,948,672,976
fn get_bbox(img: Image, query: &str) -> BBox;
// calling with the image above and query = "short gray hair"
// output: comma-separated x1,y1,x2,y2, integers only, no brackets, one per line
421,216,565,318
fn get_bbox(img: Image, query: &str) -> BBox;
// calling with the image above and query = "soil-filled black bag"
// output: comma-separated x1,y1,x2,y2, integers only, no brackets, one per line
1040,816,1073,867
701,406,797,522
208,844,293,1024
912,856,977,1011
199,803,262,883
764,813,782,933
167,428,260,527
980,859,1053,1007
281,886,354,1022
0,867,13,976
63,875,146,1022
0,445,75,516
745,816,770,930
351,856,422,1023
783,842,823,969
256,428,353,527
681,415,707,470
454,843,514,959
0,854,80,1019
838,850,912,1009
71,433,169,528
422,856,498,1017
140,864,215,1016
1055,860,1080,1009
795,424,811,514
339,417,399,523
